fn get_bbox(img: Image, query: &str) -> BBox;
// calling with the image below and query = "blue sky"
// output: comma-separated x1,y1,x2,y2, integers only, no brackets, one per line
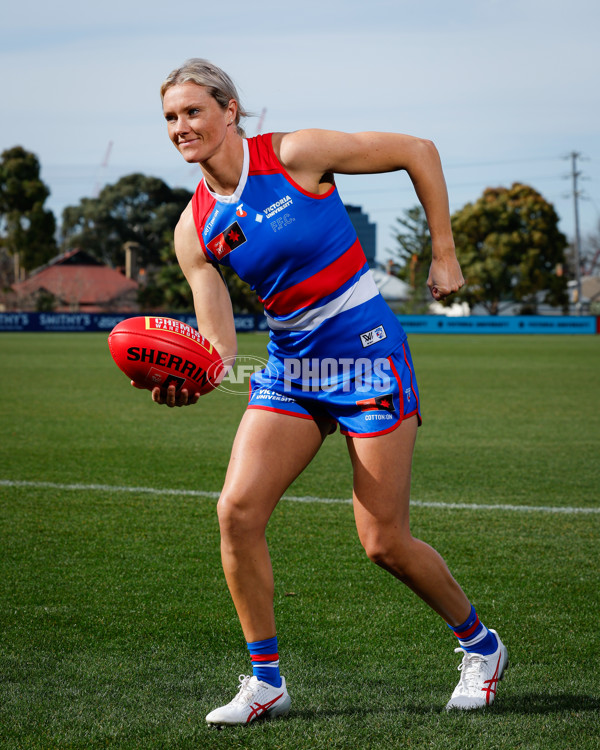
2,0,598,262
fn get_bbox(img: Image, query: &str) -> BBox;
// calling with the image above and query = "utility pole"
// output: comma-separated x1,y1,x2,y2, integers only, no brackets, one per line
568,151,583,314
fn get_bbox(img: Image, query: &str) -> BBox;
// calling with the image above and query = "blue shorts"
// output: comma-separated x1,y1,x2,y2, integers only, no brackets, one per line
248,342,421,437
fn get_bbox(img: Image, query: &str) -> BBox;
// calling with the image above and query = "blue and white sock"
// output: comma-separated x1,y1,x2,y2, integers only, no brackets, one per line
448,604,498,655
247,636,282,688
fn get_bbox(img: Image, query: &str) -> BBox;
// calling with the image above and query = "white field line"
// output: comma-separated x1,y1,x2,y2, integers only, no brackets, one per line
1,479,599,515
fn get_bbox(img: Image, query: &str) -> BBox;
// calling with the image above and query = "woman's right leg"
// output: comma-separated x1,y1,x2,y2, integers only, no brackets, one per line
207,409,329,726
216,407,329,642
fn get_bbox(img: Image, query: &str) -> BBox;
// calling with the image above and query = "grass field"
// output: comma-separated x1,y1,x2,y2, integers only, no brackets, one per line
0,331,599,749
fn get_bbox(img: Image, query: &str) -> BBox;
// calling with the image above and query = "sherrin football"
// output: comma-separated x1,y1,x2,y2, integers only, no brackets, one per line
108,316,223,396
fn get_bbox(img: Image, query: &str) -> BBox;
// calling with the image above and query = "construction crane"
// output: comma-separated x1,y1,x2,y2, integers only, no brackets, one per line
93,141,113,198
255,108,267,135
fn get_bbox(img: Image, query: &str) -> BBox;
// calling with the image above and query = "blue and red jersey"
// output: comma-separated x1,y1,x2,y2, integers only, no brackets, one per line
192,133,406,386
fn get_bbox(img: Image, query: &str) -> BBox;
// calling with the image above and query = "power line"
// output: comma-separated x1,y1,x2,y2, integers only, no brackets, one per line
444,156,561,170
341,174,566,199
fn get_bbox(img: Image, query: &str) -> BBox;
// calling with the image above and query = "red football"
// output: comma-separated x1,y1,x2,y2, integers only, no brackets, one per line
108,316,223,395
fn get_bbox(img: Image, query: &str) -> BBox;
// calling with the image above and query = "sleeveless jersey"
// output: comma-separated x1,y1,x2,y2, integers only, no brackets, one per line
191,133,406,386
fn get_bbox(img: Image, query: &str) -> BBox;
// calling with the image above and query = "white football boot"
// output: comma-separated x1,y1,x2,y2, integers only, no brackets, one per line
206,674,291,726
446,629,508,710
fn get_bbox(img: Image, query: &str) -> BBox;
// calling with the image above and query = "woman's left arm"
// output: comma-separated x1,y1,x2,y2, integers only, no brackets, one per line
278,129,464,300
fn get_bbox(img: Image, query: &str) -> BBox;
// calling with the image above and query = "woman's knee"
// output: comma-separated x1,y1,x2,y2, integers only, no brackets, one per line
217,490,269,540
360,527,413,576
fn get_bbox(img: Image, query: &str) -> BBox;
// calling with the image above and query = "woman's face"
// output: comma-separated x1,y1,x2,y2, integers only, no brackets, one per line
162,82,236,163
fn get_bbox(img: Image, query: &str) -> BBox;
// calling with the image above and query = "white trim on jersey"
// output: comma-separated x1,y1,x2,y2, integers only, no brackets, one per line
202,139,250,204
265,269,379,332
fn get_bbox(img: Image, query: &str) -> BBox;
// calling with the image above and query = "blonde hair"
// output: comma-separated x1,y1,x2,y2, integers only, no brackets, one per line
161,58,250,136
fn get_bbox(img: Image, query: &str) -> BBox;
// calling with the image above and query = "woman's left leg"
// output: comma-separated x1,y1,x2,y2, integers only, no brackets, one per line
348,415,508,710
347,415,471,626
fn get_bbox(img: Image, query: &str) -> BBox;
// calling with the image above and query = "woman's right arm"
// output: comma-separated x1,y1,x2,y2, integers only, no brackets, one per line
151,202,237,407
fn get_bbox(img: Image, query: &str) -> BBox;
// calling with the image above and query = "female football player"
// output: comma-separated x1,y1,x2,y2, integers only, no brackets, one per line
150,58,507,725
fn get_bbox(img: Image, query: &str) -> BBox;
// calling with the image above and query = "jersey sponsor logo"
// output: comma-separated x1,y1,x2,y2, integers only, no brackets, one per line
360,325,387,347
263,195,293,219
203,209,220,237
207,221,247,259
356,393,395,413
236,204,247,217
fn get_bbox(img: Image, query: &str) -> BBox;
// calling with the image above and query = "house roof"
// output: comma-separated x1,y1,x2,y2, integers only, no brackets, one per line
581,275,600,302
371,268,410,301
12,249,138,310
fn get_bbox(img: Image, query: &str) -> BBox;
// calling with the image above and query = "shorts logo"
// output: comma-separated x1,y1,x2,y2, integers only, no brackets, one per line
356,393,395,413
207,221,247,259
360,325,387,348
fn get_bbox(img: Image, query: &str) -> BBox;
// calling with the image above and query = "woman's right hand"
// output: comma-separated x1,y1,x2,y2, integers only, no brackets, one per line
151,384,200,408
131,380,199,408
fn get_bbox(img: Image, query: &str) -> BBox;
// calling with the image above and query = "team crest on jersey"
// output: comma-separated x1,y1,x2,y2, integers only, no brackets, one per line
356,394,395,413
207,221,247,259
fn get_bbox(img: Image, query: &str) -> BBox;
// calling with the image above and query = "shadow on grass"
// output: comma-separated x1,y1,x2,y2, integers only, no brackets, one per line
489,692,600,716
288,692,600,721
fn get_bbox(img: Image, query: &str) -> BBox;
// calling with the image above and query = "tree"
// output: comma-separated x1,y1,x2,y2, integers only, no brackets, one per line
580,219,600,277
137,245,194,311
390,205,431,313
60,174,192,269
0,146,58,280
62,172,262,314
220,266,263,314
450,183,569,314
138,245,262,314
